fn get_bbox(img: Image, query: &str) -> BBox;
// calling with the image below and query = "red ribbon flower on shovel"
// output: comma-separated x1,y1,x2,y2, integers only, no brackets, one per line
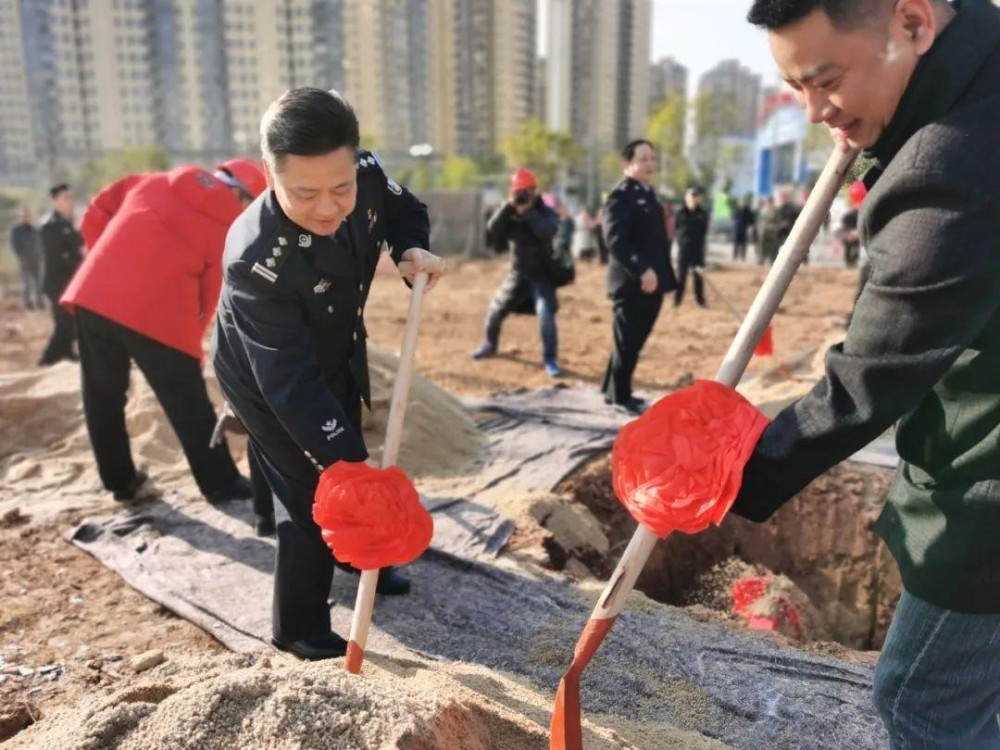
612,380,770,537
312,461,433,570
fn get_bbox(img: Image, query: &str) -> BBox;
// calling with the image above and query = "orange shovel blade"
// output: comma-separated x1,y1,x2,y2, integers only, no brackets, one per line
550,616,618,750
345,639,365,674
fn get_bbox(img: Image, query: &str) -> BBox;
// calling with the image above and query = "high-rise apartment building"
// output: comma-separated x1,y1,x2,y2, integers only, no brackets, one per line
1,0,542,183
427,0,536,161
648,56,688,111
545,0,651,197
697,59,762,139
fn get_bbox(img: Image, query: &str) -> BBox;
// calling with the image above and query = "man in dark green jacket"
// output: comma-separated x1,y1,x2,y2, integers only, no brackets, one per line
739,1,999,747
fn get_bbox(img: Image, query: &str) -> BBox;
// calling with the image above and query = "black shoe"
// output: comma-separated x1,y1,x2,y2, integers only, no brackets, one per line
611,397,647,416
113,470,149,501
255,513,275,537
271,633,348,661
206,475,253,504
333,560,412,596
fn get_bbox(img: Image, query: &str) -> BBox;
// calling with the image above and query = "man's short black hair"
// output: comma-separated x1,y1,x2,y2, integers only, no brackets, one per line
259,87,360,171
747,0,893,31
621,139,654,162
49,183,70,199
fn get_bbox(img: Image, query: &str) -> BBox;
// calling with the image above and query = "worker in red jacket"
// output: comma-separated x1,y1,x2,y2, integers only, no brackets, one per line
61,160,266,502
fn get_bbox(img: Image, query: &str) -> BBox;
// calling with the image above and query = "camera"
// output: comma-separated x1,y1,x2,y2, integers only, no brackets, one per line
513,189,533,206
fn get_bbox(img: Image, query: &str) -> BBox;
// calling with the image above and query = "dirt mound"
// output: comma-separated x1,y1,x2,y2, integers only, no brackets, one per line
0,345,485,518
6,652,714,750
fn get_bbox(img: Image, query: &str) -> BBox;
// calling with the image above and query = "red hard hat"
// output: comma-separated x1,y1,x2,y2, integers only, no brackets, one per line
848,180,867,208
217,158,267,199
511,168,537,191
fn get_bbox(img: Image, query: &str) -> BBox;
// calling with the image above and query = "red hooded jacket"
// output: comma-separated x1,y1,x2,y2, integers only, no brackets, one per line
61,166,245,360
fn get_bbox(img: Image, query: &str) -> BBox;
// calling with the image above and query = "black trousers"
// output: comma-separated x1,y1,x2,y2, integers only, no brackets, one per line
601,291,663,404
674,252,706,306
75,308,239,496
39,294,76,364
733,239,748,262
229,378,362,641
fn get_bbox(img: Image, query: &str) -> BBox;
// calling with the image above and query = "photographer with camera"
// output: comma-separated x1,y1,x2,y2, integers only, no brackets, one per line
471,168,562,377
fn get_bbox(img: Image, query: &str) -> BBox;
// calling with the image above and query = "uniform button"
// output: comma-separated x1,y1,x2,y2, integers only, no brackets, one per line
304,451,312,458
358,283,363,292
353,332,358,341
328,305,334,313
357,307,362,316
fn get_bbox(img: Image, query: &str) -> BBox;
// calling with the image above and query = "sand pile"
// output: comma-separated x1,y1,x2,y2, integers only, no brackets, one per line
7,651,698,750
0,345,485,515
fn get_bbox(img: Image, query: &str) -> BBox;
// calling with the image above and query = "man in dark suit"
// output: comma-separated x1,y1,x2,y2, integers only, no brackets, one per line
213,88,446,661
38,184,84,365
736,1,1000,745
600,139,678,414
672,186,710,307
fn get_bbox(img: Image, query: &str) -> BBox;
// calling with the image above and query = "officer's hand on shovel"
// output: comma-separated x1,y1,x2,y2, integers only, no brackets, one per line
549,146,858,749
398,247,447,291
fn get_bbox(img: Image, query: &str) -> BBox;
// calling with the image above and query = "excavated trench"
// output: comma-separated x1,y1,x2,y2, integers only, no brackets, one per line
556,455,902,650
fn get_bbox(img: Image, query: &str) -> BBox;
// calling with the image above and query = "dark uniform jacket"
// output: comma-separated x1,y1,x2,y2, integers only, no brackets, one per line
486,198,559,282
603,178,678,298
39,211,83,297
674,205,709,260
10,222,41,265
732,0,1000,614
212,151,429,472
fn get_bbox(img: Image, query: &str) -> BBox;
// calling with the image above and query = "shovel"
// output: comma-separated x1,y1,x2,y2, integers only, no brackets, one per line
345,262,437,674
549,148,857,749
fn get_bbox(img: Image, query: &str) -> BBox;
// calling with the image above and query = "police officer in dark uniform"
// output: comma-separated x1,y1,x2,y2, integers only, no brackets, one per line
673,186,710,307
38,183,84,365
601,139,677,415
212,88,445,661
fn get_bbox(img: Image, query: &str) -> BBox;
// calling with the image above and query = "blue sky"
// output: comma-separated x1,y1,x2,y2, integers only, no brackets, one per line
650,0,781,93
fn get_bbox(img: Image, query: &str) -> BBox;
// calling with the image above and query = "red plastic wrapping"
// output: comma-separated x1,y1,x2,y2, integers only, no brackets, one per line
312,461,433,570
611,381,770,538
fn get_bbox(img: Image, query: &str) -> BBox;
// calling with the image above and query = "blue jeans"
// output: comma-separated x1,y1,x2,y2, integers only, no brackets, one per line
874,592,1000,749
484,276,558,362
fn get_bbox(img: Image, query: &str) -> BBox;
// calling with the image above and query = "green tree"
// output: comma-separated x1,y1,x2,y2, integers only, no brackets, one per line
499,120,584,188
79,146,171,195
645,92,694,195
438,155,480,189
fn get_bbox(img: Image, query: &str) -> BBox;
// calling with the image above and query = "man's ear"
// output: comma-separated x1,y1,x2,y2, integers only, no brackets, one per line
895,0,940,56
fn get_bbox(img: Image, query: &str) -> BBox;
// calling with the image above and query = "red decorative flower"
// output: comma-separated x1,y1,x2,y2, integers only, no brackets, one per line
612,381,769,538
312,462,433,570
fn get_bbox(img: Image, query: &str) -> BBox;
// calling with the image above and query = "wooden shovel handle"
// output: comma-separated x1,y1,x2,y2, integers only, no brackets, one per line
346,271,429,671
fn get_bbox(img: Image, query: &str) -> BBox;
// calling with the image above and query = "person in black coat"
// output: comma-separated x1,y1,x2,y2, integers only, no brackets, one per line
38,184,84,365
470,168,563,377
212,88,446,661
735,1,1000,746
731,197,756,262
9,207,43,310
673,186,709,307
600,139,678,414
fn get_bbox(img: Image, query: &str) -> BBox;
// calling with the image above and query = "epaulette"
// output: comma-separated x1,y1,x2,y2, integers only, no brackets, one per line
357,150,381,170
358,150,403,195
247,230,296,285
